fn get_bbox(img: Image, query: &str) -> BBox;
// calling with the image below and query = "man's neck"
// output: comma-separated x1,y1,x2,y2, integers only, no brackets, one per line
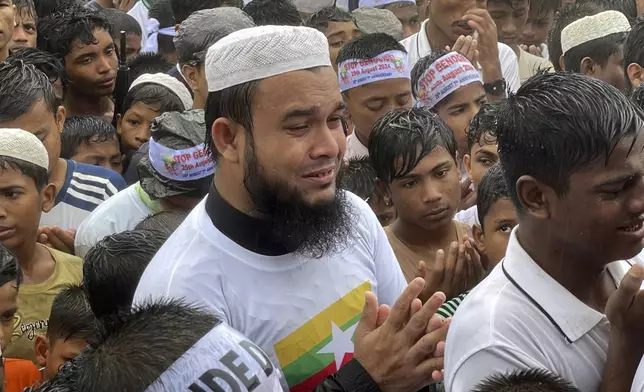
49,158,68,199
15,243,57,286
510,43,520,57
425,19,455,54
192,95,205,111
96,0,114,8
214,168,256,217
64,91,112,118
354,130,369,149
391,217,456,250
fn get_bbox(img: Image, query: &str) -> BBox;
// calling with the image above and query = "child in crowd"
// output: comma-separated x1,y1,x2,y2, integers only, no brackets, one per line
102,8,142,61
0,129,83,362
305,6,361,69
519,0,560,60
34,285,96,381
624,17,644,90
8,0,37,52
340,156,397,227
358,0,420,38
473,368,580,392
61,116,123,174
559,10,630,91
369,107,482,300
336,33,412,159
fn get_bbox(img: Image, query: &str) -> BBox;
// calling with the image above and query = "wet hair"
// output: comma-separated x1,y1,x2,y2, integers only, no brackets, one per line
547,2,604,71
632,84,644,110
369,107,458,184
69,299,220,392
134,210,188,237
6,48,66,90
148,0,176,57
472,368,580,392
122,84,185,115
170,0,243,24
0,156,49,191
562,32,627,73
61,116,118,159
493,72,644,213
33,0,82,19
304,6,355,32
47,284,97,346
126,53,173,84
25,362,78,392
339,156,379,200
624,17,644,90
411,49,453,108
243,0,303,26
0,244,22,288
83,230,167,320
476,164,510,228
14,0,37,22
467,102,500,152
578,0,637,24
37,5,113,60
529,0,561,18
102,8,142,38
0,61,58,122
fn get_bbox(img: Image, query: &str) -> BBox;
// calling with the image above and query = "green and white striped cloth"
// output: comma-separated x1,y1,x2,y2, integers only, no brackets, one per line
436,292,470,319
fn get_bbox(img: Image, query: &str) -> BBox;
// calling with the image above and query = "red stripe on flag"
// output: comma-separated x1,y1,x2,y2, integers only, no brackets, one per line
290,353,355,392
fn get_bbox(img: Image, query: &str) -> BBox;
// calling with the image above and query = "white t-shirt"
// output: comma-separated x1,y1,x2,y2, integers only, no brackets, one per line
401,20,521,94
133,191,406,390
75,184,154,258
345,132,370,160
128,1,149,49
445,228,644,392
631,358,644,391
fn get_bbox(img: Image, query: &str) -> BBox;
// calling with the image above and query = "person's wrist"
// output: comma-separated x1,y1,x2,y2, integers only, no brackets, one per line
610,327,644,358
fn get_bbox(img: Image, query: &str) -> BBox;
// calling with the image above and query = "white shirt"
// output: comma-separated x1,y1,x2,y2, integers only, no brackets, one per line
133,191,406,390
455,205,479,227
128,1,149,49
445,228,644,392
632,358,644,391
400,20,521,93
74,184,153,258
345,132,370,160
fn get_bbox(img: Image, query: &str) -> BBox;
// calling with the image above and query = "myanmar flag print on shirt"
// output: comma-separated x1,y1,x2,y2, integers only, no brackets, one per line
274,281,371,391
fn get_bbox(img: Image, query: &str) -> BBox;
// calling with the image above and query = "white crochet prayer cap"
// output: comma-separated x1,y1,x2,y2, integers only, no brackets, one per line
0,128,49,170
206,25,331,93
359,0,415,7
292,0,334,12
129,73,194,110
561,10,630,54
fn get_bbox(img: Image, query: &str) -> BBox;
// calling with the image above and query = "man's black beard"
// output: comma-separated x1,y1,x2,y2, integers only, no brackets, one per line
243,145,353,259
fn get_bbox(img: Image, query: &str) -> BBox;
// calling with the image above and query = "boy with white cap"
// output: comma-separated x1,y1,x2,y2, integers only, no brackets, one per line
358,0,420,38
559,10,630,91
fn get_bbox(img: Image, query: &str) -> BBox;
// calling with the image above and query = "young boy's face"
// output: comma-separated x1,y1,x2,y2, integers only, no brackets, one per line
386,3,421,38
388,146,461,231
117,101,160,155
434,83,487,158
344,78,412,144
590,45,628,92
464,134,498,189
8,7,36,51
64,28,118,98
71,136,123,174
519,7,555,48
114,33,142,61
474,197,517,270
39,337,87,381
487,0,530,47
0,280,18,353
368,192,397,227
325,21,360,70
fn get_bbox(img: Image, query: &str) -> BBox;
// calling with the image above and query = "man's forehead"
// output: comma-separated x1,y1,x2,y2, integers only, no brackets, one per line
325,21,359,37
255,68,342,105
70,28,111,53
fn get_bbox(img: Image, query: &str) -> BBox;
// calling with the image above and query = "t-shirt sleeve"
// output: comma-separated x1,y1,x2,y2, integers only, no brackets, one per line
499,44,521,93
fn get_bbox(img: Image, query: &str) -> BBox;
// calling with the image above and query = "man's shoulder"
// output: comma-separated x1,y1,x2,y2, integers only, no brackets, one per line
71,162,127,191
497,42,518,61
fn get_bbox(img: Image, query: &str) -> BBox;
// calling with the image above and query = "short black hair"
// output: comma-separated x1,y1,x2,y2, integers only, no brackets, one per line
71,299,220,392
632,84,644,110
101,8,142,37
339,156,378,200
14,0,37,22
83,230,167,320
476,164,510,228
126,53,173,85
243,0,302,26
472,368,580,392
0,61,59,122
134,211,188,238
562,32,627,73
369,107,458,184
529,0,561,18
148,0,175,28
578,0,636,24
61,116,118,159
123,83,185,115
170,0,243,24
0,156,49,191
547,2,604,71
0,244,22,288
494,72,644,213
37,5,113,60
624,17,644,90
304,6,354,32
47,284,97,346
467,102,500,152
6,47,66,89
33,0,82,19
336,32,406,68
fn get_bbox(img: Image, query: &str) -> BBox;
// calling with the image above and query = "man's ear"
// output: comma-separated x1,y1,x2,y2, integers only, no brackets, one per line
212,118,243,164
116,113,123,136
580,57,596,77
516,175,551,220
627,63,644,88
181,64,200,92
41,183,57,213
473,223,486,254
463,153,473,181
55,106,67,132
34,335,50,368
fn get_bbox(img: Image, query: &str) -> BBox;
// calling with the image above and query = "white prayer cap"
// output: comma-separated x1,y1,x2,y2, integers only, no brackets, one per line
359,0,415,7
129,73,194,110
206,25,331,93
292,0,334,13
0,128,49,170
561,10,630,55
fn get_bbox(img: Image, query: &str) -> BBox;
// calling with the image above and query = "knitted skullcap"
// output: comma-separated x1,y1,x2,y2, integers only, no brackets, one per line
129,73,194,110
0,128,49,170
561,10,630,54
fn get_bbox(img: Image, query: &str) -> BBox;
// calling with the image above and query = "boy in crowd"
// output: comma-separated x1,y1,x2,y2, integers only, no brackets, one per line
6,48,65,103
340,156,397,227
0,62,125,236
369,107,484,299
559,10,630,91
37,6,118,122
358,0,420,38
8,0,37,52
305,6,361,69
487,0,553,83
352,7,404,40
519,0,560,60
75,110,213,257
60,116,123,174
473,369,579,392
336,33,412,159
102,8,142,61
243,0,303,26
34,285,96,381
126,52,173,84
624,17,644,90
0,129,83,363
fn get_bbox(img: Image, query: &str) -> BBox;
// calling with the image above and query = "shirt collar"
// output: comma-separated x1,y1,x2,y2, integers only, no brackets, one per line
502,228,605,343
416,19,432,57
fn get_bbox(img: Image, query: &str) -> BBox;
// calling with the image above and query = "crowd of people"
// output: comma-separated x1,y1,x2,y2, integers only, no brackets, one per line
0,0,642,390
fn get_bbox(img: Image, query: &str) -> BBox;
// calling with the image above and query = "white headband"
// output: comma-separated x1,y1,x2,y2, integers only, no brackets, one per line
338,50,411,92
148,138,215,182
359,0,415,7
561,10,630,55
129,73,194,110
415,52,482,109
146,323,283,391
142,18,177,53
0,128,49,170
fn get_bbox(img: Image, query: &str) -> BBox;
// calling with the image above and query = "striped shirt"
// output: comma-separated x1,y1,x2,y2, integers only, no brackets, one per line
40,160,126,230
436,291,469,319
